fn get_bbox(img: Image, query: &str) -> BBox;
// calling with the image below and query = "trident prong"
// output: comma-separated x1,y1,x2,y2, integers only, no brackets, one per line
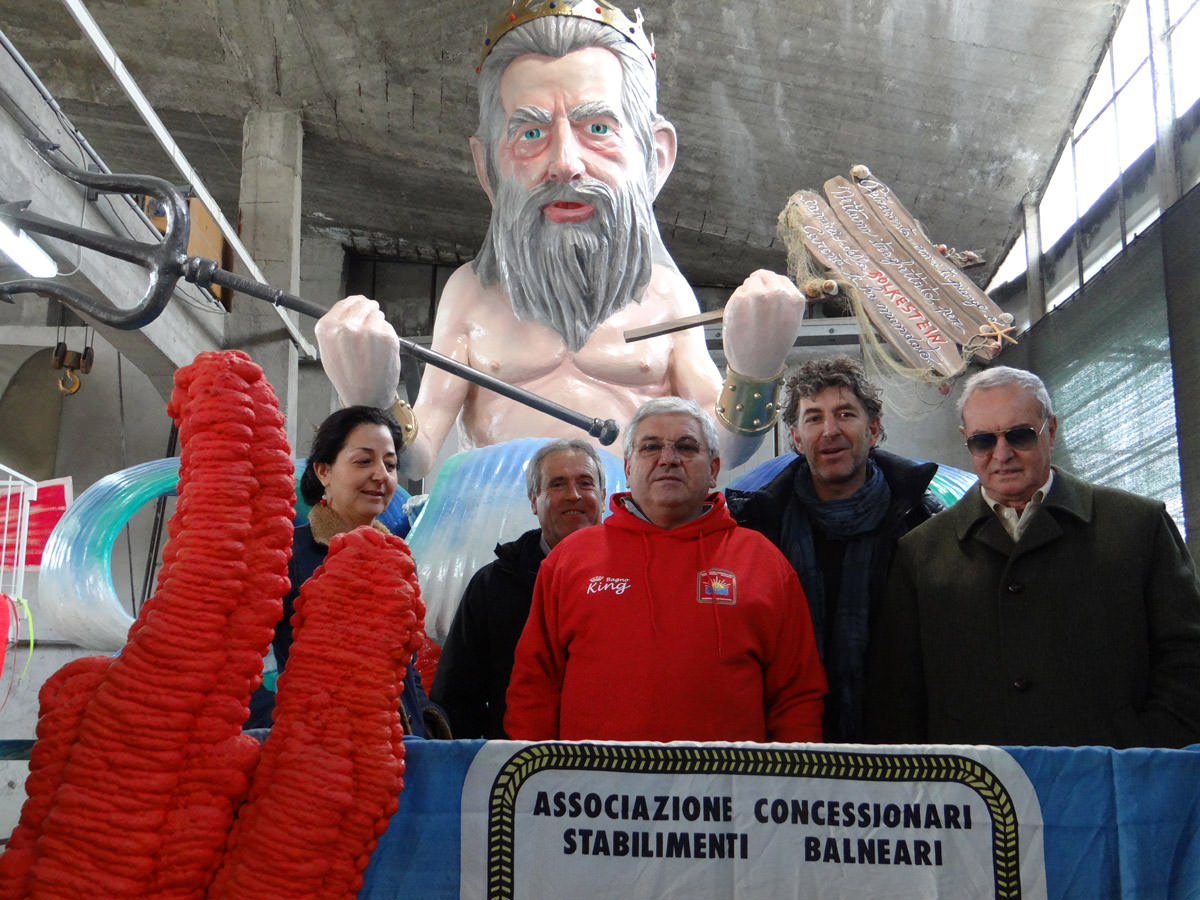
0,140,619,444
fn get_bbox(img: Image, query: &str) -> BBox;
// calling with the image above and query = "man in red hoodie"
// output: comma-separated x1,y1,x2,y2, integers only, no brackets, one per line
505,397,826,743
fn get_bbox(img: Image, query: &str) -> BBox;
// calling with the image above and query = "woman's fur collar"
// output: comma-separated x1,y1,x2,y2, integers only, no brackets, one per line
307,500,392,547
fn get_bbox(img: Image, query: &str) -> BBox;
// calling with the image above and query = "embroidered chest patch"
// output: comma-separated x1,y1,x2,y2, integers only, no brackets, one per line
586,575,633,596
697,568,737,605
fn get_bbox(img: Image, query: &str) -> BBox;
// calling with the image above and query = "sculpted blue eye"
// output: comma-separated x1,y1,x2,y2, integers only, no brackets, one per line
522,127,542,140
589,123,609,135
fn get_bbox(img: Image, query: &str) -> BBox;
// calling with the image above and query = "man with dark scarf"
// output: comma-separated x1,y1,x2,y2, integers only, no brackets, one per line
726,355,943,742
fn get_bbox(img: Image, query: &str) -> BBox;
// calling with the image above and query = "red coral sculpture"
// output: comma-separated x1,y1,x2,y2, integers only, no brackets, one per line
210,527,423,900
0,656,109,900
0,349,421,900
0,350,292,900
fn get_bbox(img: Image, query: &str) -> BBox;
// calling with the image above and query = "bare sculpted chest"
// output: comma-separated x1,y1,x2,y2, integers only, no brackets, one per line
453,272,689,447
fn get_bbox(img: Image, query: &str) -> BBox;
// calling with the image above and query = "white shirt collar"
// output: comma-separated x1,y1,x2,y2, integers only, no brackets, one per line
981,469,1055,540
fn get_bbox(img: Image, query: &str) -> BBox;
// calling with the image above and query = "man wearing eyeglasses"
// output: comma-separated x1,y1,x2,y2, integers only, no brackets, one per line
504,396,827,743
866,366,1200,748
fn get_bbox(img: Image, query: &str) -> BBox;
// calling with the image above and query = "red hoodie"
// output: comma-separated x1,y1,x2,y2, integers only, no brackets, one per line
505,492,826,742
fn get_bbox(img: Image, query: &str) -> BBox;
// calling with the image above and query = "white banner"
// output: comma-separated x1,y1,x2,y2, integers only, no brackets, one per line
461,742,1046,900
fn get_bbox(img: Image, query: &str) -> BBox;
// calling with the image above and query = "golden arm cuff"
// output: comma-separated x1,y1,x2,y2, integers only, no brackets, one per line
338,394,420,450
388,396,419,450
715,366,785,436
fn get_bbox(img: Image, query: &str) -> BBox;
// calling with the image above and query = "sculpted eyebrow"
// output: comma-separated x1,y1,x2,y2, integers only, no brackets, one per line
569,100,620,124
506,105,551,139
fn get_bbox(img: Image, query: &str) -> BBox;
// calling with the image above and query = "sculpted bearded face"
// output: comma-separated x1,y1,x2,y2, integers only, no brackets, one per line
471,24,677,352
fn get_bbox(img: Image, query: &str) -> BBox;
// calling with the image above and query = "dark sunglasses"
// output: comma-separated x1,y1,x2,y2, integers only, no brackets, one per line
963,420,1047,456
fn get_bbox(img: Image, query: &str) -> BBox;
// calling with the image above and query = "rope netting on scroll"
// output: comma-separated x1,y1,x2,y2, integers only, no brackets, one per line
778,164,1017,419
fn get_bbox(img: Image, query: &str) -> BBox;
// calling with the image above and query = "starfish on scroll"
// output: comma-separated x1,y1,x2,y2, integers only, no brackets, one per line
977,320,1018,346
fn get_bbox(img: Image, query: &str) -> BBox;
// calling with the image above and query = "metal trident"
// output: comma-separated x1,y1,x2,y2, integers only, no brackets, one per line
0,139,618,445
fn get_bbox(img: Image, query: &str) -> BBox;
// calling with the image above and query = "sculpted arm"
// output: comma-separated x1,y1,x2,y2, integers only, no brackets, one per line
314,272,477,480
718,269,807,466
391,269,480,479
315,294,404,410
666,268,806,467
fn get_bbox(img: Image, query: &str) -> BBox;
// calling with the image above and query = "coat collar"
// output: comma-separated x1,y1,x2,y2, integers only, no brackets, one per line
494,527,549,575
307,501,392,548
952,466,1093,553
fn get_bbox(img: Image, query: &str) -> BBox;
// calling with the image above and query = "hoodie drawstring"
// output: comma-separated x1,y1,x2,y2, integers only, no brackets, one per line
640,531,658,635
698,527,725,659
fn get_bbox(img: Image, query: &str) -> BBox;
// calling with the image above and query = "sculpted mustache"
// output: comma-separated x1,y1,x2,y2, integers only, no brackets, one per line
526,178,617,209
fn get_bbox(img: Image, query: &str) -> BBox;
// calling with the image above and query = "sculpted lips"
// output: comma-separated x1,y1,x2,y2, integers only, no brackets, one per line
542,200,595,224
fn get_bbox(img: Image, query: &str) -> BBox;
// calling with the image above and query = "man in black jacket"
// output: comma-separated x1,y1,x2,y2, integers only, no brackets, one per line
431,439,606,738
726,355,942,742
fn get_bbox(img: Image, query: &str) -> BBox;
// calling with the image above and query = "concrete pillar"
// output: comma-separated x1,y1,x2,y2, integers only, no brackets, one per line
1148,0,1182,211
298,234,346,315
229,107,303,449
296,234,347,449
1022,192,1046,324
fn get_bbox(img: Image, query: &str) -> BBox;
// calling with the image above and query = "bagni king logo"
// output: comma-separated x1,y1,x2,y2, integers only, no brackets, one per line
697,568,737,605
587,576,632,595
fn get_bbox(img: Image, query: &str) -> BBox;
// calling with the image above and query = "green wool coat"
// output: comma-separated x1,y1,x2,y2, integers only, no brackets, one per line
865,467,1200,748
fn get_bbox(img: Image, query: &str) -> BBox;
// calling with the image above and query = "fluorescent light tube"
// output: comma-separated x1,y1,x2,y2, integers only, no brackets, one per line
0,220,57,278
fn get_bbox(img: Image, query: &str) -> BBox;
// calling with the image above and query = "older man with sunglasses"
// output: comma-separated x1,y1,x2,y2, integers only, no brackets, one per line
865,366,1200,748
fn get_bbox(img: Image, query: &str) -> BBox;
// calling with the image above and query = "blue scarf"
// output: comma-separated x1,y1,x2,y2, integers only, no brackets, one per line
780,457,890,741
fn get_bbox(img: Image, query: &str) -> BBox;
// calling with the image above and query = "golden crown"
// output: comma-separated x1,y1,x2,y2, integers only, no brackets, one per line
479,0,656,71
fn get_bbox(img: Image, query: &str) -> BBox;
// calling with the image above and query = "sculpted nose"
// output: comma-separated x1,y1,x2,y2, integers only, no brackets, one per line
547,124,584,183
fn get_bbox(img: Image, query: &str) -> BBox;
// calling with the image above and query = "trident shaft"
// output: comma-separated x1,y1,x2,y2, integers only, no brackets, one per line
0,139,618,445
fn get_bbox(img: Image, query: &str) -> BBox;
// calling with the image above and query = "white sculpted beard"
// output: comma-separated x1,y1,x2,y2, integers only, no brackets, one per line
473,175,657,352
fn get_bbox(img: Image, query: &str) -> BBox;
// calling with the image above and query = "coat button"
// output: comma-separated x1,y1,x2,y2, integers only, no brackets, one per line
1011,678,1032,692
1007,583,1024,594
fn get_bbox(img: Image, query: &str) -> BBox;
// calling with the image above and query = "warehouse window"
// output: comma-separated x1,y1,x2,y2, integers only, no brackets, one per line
988,0,1196,301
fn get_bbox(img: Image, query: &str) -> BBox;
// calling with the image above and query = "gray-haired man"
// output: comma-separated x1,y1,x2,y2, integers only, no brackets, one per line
431,439,606,738
866,365,1200,747
505,398,826,742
